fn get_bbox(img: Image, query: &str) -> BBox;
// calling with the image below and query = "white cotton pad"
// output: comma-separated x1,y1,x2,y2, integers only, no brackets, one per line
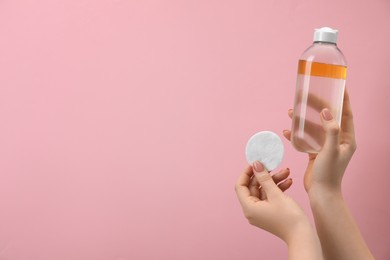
245,131,284,171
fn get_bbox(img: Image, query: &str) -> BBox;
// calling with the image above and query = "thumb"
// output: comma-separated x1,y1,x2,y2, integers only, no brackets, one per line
252,161,280,199
320,108,340,152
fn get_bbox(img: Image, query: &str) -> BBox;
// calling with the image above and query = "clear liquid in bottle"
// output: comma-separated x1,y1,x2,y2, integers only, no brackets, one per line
291,27,347,153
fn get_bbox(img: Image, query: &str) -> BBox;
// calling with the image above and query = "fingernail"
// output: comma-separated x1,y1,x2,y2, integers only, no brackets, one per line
252,161,264,173
322,108,333,121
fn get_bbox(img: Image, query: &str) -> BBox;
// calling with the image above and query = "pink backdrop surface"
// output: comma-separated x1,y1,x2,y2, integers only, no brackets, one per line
0,0,389,259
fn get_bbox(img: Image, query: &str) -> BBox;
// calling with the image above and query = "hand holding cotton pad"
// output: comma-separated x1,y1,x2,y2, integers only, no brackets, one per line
245,131,284,171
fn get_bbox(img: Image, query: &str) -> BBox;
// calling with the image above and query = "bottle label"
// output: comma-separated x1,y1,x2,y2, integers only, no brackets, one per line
298,60,346,79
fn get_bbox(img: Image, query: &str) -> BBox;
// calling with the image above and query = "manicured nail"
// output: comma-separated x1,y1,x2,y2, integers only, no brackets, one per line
253,161,264,172
322,108,333,121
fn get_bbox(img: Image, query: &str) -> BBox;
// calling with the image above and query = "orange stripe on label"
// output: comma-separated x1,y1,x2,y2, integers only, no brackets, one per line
298,60,347,79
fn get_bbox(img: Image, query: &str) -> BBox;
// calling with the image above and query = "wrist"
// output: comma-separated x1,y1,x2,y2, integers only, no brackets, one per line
307,184,342,200
285,221,323,259
284,219,316,245
308,186,344,208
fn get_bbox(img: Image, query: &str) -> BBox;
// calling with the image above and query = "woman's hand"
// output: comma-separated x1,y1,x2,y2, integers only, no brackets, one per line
283,89,356,195
235,161,310,243
283,89,374,260
248,166,292,200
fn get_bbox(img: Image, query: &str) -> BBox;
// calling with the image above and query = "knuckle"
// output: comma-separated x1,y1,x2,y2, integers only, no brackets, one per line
349,142,357,153
327,122,340,135
243,210,253,222
256,173,272,183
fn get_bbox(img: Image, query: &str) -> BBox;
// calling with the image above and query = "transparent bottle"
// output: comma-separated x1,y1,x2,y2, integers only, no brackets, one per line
291,27,347,153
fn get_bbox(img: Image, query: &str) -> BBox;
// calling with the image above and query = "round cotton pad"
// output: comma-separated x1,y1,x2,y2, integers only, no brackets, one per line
245,131,284,171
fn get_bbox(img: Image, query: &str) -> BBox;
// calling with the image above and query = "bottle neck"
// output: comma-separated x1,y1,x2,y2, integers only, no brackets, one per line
313,41,337,45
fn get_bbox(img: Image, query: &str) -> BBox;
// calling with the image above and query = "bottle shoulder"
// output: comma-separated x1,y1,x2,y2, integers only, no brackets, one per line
300,43,347,66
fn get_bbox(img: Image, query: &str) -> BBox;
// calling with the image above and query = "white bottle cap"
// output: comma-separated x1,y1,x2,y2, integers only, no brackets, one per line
245,131,284,171
313,27,338,44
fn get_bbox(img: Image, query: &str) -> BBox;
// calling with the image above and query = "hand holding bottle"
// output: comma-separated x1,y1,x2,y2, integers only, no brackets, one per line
291,27,347,153
284,89,374,260
283,89,356,195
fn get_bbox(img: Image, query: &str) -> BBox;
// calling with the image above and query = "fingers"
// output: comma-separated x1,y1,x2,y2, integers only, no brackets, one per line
287,88,354,153
248,168,292,200
278,178,293,192
320,108,340,152
249,176,260,198
252,161,282,200
271,168,290,184
295,90,332,113
259,188,267,201
292,115,325,144
340,88,357,149
284,111,325,146
342,88,354,122
259,168,292,200
283,130,291,141
288,109,293,119
235,165,255,206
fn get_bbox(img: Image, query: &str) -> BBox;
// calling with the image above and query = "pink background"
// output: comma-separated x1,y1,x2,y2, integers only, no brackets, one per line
0,0,389,259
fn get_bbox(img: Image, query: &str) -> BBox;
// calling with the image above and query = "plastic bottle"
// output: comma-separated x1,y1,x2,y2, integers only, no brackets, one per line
291,27,347,153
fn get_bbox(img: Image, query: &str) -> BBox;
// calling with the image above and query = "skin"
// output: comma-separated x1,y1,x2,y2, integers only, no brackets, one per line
235,89,374,260
283,89,375,260
248,167,292,200
235,161,323,260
